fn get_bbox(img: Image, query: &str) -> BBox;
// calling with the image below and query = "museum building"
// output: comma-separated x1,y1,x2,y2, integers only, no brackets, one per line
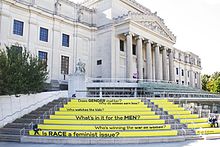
0,0,202,90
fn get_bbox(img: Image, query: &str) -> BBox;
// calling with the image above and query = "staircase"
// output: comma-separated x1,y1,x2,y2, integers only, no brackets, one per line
0,98,70,142
0,98,217,143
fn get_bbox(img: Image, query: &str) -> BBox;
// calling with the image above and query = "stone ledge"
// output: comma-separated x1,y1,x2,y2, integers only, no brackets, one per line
21,136,185,144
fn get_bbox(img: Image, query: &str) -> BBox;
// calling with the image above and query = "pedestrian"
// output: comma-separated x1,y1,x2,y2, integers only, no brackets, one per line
212,116,219,128
33,124,41,135
208,116,213,127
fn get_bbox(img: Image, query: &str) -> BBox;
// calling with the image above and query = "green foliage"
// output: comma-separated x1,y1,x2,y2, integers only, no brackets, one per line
202,72,220,93
0,45,48,96
201,74,210,91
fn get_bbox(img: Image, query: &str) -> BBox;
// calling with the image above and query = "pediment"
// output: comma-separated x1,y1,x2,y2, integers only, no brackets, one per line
138,20,175,41
124,12,176,42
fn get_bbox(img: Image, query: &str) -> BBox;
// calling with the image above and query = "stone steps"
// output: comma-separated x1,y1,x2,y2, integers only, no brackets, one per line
4,123,32,129
0,128,21,135
0,134,20,142
0,97,70,142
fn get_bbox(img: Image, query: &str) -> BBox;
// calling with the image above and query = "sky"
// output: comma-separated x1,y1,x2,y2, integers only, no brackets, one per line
72,0,220,75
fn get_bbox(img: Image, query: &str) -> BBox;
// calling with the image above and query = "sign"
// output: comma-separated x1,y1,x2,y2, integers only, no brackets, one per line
29,129,177,137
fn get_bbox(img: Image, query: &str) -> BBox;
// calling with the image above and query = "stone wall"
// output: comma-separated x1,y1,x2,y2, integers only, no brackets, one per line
0,91,68,127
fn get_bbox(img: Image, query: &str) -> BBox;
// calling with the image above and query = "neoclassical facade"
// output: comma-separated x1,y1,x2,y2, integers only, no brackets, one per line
0,0,202,89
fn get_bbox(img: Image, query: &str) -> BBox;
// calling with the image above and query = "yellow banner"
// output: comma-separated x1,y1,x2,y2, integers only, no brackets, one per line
29,130,177,137
196,128,220,135
71,99,142,103
49,115,160,120
43,119,165,125
59,107,151,112
68,99,144,106
68,102,144,106
64,104,147,108
173,114,198,119
187,123,210,129
157,104,179,108
163,107,185,111
168,111,191,115
54,111,155,116
38,124,171,131
180,118,207,124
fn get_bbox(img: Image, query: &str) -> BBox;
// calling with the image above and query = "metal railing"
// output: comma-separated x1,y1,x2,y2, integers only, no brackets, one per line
181,128,187,136
86,78,175,84
19,98,70,137
19,128,25,136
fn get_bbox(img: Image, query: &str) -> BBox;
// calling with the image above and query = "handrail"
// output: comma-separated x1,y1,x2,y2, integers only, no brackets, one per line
19,127,25,136
86,77,174,84
18,97,70,137
198,127,205,135
181,128,186,136
28,122,33,129
20,121,33,137
0,91,65,122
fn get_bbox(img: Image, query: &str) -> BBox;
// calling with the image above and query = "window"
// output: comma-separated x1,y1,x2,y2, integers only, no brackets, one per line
97,60,102,65
195,73,197,79
120,40,124,52
38,51,48,70
132,44,136,55
176,68,179,75
188,82,190,85
182,69,184,76
62,33,69,47
182,81,184,85
176,80,179,84
40,27,48,42
188,71,190,77
61,55,69,75
13,19,24,36
38,51,48,64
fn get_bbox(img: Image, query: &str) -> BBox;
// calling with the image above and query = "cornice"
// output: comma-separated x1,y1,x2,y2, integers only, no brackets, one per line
113,12,176,42
114,19,176,45
82,0,152,14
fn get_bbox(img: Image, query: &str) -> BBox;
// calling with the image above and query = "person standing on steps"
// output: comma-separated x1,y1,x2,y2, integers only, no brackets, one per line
33,124,41,135
212,116,219,128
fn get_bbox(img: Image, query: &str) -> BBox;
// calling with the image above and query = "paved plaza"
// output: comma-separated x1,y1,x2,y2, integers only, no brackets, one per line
1,140,220,147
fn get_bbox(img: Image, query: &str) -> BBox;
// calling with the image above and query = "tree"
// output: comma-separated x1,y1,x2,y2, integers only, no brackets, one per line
201,74,210,91
0,45,48,96
211,72,220,81
207,79,214,93
202,72,220,93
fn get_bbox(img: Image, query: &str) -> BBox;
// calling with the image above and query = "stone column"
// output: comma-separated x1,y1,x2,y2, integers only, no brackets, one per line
51,20,61,81
155,44,161,81
198,73,201,89
190,69,194,87
137,36,143,79
146,40,152,80
169,49,174,82
126,32,133,79
162,47,168,81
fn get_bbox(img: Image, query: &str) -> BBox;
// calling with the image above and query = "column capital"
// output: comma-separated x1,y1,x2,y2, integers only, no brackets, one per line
144,39,153,44
153,43,161,48
162,46,168,50
124,32,134,36
167,48,174,53
162,47,170,53
135,35,144,40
